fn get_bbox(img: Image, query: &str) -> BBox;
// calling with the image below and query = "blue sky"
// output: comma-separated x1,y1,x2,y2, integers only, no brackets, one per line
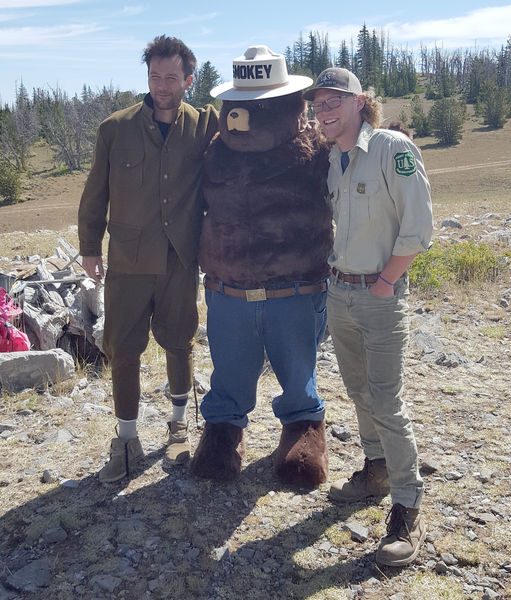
1,0,510,105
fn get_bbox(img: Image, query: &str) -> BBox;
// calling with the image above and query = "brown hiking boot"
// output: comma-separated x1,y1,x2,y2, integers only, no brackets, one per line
164,420,190,465
329,457,389,502
98,436,144,483
376,503,426,566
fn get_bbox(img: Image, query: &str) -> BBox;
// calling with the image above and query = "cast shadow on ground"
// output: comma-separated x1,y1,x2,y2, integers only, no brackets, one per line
417,141,448,151
0,447,397,599
471,125,502,133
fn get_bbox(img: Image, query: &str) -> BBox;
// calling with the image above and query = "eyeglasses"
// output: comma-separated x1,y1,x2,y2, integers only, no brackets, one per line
310,94,354,113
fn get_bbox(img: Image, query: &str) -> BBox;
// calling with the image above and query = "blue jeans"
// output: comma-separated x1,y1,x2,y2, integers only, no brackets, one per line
201,285,327,428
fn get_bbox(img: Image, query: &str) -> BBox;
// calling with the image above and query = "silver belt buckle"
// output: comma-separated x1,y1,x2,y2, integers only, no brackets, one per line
246,288,267,302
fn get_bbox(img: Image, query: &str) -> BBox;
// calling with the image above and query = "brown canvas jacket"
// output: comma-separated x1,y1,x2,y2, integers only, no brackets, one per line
78,95,219,274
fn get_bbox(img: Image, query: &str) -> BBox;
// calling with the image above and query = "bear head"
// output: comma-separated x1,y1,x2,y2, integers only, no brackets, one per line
218,91,308,153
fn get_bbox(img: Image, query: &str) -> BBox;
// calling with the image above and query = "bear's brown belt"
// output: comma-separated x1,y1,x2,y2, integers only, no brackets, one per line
204,278,327,301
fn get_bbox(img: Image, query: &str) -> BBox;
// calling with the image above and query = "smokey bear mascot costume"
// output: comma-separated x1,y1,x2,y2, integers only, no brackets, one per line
190,46,333,488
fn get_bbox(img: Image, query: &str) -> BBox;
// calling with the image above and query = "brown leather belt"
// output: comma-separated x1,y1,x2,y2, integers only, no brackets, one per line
204,278,327,302
331,267,379,284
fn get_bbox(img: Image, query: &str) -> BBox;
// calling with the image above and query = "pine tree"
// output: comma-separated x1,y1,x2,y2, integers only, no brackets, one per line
355,24,371,86
367,30,383,93
429,97,466,145
336,41,351,69
497,35,511,87
481,80,509,128
185,61,221,109
284,46,294,72
410,95,431,137
293,33,306,72
0,81,37,171
304,31,331,77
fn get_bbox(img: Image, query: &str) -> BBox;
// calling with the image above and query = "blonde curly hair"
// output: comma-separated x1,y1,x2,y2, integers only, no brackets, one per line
360,88,383,129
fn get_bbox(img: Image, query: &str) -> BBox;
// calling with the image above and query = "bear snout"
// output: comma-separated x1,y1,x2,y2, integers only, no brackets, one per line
227,107,250,132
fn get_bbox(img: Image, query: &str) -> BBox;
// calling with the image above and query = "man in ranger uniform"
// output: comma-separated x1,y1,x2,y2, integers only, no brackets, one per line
78,36,218,482
304,68,433,566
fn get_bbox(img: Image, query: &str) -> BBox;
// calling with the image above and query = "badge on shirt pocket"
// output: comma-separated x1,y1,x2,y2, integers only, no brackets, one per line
352,180,379,197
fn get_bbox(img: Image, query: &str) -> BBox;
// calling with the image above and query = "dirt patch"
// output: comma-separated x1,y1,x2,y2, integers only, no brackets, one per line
0,143,86,234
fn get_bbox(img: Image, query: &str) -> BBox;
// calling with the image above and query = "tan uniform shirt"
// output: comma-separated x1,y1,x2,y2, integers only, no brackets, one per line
327,121,433,274
78,96,218,274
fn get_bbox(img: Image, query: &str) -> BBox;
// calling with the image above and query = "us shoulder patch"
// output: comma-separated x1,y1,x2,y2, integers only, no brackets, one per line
394,151,417,176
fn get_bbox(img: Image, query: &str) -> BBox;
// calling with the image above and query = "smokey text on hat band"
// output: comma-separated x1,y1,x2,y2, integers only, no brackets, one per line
233,64,273,80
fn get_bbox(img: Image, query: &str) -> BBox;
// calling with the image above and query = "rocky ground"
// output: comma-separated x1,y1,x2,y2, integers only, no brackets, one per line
0,211,510,600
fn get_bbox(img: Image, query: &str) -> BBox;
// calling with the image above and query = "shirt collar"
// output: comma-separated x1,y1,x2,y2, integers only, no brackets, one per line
329,121,374,166
355,121,373,152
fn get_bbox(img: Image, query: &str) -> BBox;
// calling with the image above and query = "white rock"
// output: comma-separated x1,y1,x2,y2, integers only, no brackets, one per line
0,349,75,393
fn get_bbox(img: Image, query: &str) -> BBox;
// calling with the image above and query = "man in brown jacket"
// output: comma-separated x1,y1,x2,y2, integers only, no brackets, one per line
78,36,218,482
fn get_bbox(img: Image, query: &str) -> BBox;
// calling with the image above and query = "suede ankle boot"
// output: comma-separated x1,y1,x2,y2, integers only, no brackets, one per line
98,436,144,483
164,420,190,465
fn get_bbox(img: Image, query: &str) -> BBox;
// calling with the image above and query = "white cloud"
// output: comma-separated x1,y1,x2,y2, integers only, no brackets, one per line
0,12,24,21
387,6,511,47
0,23,104,45
164,12,218,26
0,0,82,7
120,5,144,17
307,5,511,49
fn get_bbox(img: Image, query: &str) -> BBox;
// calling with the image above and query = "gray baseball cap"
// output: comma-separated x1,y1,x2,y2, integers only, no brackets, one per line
303,67,362,100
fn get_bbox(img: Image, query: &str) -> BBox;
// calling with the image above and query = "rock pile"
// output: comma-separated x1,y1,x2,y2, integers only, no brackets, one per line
0,239,104,392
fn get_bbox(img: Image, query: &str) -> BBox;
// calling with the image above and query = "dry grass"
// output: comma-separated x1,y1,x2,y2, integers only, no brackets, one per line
434,532,492,566
406,573,465,600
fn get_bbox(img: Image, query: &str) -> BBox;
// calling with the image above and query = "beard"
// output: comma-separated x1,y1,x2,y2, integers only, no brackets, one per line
152,93,180,112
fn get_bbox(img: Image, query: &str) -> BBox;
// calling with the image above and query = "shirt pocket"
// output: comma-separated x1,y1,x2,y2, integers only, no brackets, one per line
109,148,144,191
107,220,142,265
350,180,380,220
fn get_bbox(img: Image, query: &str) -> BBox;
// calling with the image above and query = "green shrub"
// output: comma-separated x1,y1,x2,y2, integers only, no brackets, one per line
482,81,509,128
429,97,466,145
0,160,22,205
409,243,452,289
409,241,500,290
410,95,431,137
425,83,437,100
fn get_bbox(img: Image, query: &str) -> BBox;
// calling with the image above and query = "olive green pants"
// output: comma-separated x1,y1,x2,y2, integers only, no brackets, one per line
327,276,423,509
103,253,199,420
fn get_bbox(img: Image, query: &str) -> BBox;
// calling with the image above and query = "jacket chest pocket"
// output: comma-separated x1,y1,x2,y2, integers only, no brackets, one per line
110,148,144,191
350,180,380,220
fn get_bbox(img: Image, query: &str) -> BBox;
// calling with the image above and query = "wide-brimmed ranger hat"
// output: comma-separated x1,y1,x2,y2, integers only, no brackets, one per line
302,67,363,100
210,45,312,100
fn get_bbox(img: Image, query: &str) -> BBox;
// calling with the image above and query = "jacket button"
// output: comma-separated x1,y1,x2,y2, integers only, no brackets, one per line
163,174,168,179
164,221,169,227
162,198,168,204
126,162,131,167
